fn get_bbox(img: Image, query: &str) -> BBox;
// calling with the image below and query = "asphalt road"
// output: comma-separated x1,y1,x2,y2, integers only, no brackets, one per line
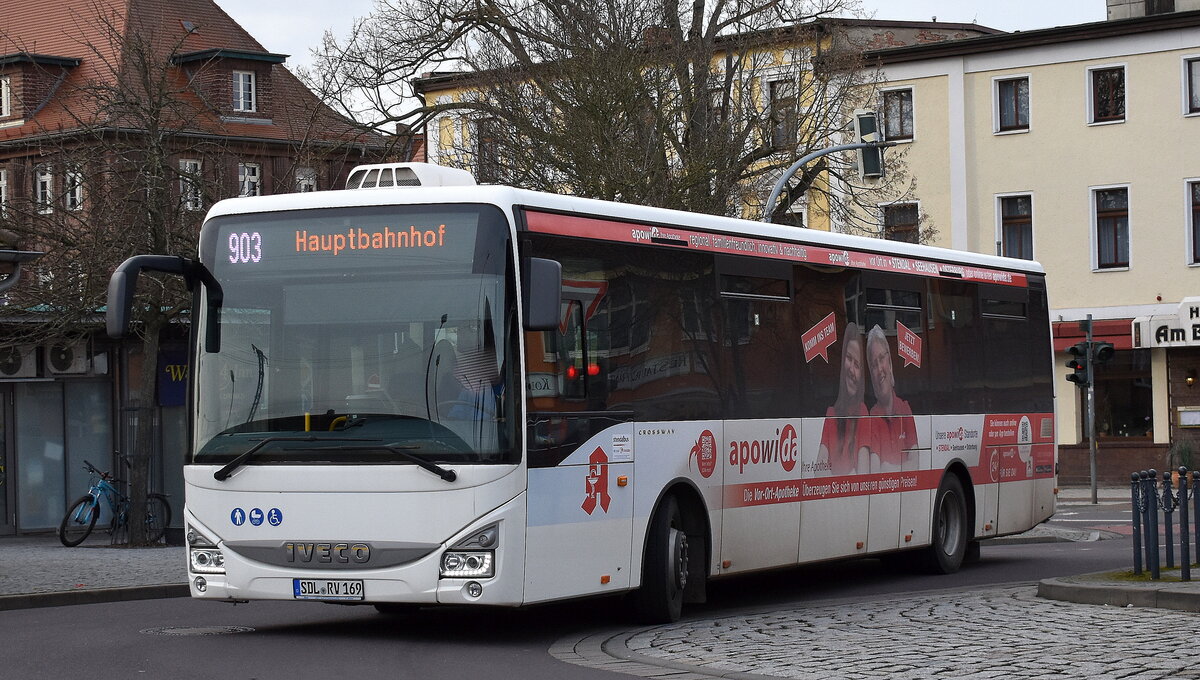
0,500,1133,680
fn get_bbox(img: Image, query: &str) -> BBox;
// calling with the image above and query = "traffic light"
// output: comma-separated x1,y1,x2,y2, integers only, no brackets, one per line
1066,342,1090,388
852,109,884,180
1092,341,1115,366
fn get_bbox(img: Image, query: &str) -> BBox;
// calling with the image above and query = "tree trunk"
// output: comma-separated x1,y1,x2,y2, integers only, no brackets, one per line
126,312,163,545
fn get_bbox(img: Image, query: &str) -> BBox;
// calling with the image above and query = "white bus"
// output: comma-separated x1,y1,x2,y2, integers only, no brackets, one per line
108,163,1056,623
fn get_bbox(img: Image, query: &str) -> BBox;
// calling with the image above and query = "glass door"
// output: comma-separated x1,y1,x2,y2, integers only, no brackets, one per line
0,385,13,534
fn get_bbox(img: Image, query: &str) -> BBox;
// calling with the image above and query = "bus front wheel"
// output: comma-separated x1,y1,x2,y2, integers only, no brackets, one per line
922,475,969,574
632,495,689,623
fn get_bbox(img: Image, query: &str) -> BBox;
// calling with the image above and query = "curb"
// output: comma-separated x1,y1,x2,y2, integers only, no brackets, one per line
1037,574,1200,613
0,583,190,612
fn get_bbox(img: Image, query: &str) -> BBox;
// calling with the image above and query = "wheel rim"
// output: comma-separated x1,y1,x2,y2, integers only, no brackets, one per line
668,527,688,592
935,490,963,556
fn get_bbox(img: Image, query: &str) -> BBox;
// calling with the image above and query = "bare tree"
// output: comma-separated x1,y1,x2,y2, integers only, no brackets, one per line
0,6,373,542
310,0,931,239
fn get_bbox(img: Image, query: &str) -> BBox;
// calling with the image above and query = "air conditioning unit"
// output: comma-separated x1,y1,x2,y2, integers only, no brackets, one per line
46,341,89,375
0,345,38,378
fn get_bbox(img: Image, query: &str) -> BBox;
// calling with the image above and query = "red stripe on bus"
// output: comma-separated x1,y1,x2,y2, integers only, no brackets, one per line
524,210,1028,288
724,470,944,508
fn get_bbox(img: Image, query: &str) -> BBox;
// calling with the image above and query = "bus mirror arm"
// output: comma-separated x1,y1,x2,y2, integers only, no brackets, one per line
106,255,224,352
521,257,561,332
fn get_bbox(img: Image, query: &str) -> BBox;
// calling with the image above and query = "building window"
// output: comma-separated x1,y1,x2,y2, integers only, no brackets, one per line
1092,349,1153,439
1090,66,1125,123
1000,195,1033,259
1190,181,1200,264
232,71,256,113
882,88,914,141
64,165,84,211
1147,0,1175,15
238,162,261,197
769,80,797,148
0,76,10,117
1094,187,1129,269
475,118,502,183
883,202,919,243
35,166,53,214
295,167,316,193
1187,58,1200,115
180,159,203,210
0,169,7,216
996,77,1029,132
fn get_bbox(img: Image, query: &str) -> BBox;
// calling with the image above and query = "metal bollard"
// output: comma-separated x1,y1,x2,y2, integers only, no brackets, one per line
1164,470,1176,569
1180,467,1191,582
1146,470,1161,580
1132,472,1144,576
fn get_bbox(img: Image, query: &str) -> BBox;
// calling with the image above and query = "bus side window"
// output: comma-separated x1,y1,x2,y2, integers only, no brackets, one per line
557,300,586,401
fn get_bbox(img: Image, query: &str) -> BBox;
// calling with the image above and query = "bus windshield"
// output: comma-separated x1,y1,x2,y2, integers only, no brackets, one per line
192,204,517,468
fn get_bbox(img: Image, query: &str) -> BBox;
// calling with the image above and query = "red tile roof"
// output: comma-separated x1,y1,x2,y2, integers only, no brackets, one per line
0,0,376,147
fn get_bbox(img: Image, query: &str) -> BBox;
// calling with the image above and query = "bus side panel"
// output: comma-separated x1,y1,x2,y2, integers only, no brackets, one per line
630,422,724,587
990,413,1056,535
931,415,995,538
797,418,868,563
523,424,635,604
893,417,933,552
721,419,801,574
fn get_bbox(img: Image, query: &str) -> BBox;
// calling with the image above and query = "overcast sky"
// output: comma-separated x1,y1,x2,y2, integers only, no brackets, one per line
215,0,1107,72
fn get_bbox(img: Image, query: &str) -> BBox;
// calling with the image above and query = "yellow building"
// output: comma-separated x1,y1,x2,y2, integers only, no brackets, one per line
865,9,1200,482
412,18,997,230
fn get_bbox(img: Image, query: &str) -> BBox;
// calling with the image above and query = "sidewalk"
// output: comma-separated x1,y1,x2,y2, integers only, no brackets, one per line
0,486,1152,613
0,534,187,611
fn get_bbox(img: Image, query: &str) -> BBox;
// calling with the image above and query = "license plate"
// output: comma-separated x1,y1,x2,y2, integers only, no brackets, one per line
292,578,364,601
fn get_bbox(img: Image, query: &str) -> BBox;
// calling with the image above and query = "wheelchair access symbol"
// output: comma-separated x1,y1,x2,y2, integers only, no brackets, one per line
267,508,283,526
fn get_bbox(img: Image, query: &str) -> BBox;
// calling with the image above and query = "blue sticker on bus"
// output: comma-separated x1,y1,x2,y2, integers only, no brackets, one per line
231,508,246,526
249,508,264,526
267,508,283,526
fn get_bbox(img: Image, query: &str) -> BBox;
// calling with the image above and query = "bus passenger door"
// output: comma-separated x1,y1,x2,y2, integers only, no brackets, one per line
522,300,635,603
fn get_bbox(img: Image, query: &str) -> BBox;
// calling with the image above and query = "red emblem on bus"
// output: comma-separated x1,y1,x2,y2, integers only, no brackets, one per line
690,430,717,478
582,448,611,515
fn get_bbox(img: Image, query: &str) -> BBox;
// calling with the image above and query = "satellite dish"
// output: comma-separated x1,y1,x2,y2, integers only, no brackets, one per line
0,346,22,375
49,344,75,372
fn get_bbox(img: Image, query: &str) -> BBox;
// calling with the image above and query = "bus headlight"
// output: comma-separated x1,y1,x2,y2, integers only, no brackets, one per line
190,548,226,574
187,524,226,574
440,551,493,578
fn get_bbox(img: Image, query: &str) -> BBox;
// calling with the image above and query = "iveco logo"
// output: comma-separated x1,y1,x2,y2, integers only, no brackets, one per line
284,542,371,564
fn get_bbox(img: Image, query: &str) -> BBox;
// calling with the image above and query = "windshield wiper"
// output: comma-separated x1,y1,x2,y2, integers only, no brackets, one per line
213,435,377,481
333,444,458,483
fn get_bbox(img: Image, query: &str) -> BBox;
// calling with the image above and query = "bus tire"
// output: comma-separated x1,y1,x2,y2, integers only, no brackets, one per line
632,495,689,623
922,474,969,574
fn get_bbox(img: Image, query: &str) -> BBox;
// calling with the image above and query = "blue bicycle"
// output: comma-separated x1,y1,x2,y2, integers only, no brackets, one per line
58,459,171,547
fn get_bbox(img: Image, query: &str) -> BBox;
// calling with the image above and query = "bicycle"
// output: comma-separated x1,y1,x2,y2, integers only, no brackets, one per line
58,459,171,547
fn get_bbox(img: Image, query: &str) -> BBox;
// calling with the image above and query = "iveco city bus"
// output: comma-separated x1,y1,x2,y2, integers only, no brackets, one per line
107,162,1056,623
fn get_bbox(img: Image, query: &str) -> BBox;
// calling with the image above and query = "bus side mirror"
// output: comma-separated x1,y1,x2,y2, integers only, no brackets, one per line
521,257,561,331
107,255,223,351
107,256,187,339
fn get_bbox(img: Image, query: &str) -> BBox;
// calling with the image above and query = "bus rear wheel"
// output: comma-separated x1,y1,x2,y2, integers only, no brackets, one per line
632,495,690,623
922,475,969,574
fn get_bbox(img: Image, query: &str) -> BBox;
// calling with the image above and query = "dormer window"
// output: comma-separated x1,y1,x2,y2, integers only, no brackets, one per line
233,70,256,112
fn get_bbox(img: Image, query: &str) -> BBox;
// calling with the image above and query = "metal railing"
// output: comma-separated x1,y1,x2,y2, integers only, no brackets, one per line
1131,468,1199,580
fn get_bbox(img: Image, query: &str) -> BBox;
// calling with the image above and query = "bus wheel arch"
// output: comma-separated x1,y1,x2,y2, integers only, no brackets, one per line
632,481,710,623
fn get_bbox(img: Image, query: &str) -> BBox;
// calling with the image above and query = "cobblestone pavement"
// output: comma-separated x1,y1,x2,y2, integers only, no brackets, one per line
0,535,184,596
554,584,1200,680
